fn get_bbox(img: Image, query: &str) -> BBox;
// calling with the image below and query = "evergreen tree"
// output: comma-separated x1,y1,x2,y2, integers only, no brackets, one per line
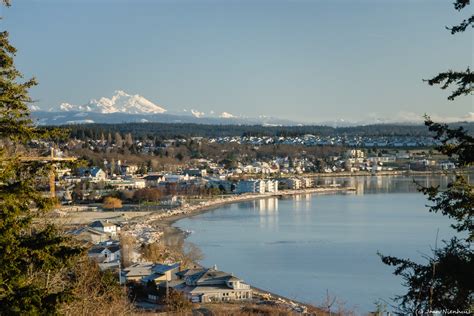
0,7,83,314
379,1,473,314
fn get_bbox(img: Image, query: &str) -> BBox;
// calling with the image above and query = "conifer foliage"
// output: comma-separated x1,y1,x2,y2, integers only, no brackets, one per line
379,1,473,314
0,3,82,314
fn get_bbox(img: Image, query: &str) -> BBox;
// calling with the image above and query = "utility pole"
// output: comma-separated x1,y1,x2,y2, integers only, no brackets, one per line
19,147,77,198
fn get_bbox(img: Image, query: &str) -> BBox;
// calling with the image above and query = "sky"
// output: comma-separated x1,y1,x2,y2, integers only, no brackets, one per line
1,0,473,123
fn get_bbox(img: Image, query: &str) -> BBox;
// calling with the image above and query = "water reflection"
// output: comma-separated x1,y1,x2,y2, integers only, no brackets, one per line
313,174,468,195
258,198,279,230
176,174,472,312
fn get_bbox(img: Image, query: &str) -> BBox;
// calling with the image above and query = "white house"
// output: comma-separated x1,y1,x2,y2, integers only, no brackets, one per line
89,220,118,236
78,167,107,182
88,241,121,263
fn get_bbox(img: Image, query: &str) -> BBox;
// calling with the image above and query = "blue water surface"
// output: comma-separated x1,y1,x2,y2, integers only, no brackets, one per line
175,175,460,312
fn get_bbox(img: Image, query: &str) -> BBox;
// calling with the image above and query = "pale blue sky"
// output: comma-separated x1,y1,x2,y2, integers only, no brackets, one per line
2,0,472,123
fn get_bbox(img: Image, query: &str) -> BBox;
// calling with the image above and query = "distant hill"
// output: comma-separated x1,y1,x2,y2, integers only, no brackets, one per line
57,122,474,139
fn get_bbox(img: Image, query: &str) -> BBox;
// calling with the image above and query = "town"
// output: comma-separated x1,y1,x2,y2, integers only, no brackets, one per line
23,128,463,314
2,0,472,314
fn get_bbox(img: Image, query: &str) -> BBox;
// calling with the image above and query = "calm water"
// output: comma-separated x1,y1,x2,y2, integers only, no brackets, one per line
175,175,464,313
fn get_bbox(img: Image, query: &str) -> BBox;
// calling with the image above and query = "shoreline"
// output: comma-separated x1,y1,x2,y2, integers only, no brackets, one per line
151,186,355,228
144,170,473,228
147,186,355,313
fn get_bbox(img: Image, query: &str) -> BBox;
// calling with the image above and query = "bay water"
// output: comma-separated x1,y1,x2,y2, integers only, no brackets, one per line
175,175,464,312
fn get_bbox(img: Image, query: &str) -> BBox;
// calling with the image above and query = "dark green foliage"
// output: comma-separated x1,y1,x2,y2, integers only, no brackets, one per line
425,118,474,165
0,11,82,315
424,1,473,100
380,2,473,314
448,0,473,34
453,0,470,11
379,239,473,313
424,68,473,101
420,175,473,238
0,30,37,142
447,15,474,34
61,122,474,140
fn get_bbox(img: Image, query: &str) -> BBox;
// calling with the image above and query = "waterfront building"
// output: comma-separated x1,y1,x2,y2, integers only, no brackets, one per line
161,267,252,303
281,178,302,190
265,180,279,193
122,262,180,283
141,263,181,284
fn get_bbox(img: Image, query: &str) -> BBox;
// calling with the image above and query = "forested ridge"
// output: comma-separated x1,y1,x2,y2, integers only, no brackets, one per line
60,122,474,139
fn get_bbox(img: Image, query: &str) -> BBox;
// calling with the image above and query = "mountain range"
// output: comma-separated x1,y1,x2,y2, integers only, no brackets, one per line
58,90,166,114
32,90,298,126
30,90,473,126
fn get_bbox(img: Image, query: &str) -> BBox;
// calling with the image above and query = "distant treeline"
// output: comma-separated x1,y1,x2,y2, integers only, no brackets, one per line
56,122,474,140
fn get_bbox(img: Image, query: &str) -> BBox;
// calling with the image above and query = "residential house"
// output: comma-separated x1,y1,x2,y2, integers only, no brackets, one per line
144,174,165,187
122,262,154,283
122,262,180,284
78,166,107,182
141,263,181,284
164,174,191,183
121,164,139,175
162,267,252,303
89,220,118,236
88,241,121,263
183,168,207,177
68,226,111,244
106,178,146,190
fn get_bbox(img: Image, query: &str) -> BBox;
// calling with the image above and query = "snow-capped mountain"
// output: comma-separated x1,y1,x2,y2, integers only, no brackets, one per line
179,109,237,119
57,90,166,114
220,112,235,118
32,90,300,125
